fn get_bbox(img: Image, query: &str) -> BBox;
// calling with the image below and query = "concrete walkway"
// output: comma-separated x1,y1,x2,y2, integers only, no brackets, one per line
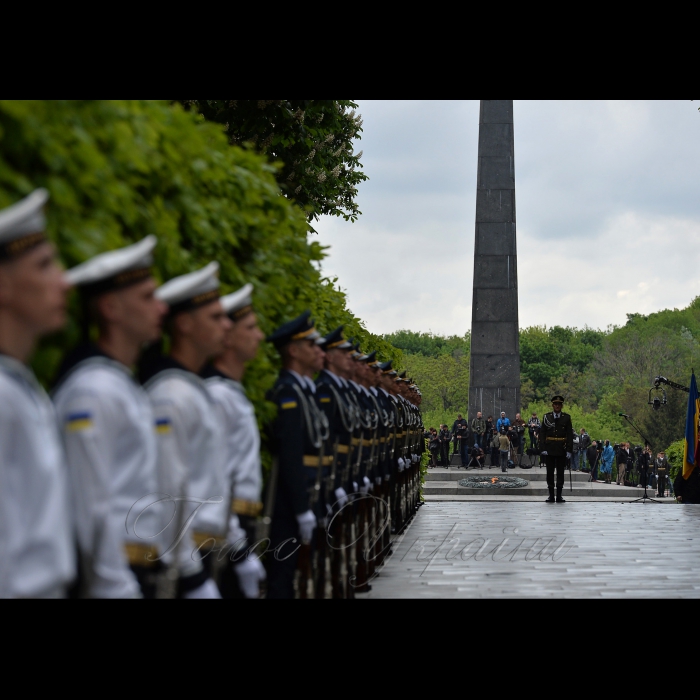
358,501,699,598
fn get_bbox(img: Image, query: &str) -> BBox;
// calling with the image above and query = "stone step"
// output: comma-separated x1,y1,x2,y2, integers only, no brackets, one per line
426,468,591,482
423,480,649,498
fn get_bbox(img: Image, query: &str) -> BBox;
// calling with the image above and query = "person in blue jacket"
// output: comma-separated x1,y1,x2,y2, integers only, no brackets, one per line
599,440,614,483
496,411,511,433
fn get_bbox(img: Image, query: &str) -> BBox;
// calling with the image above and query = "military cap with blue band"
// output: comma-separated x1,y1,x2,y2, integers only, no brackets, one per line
361,350,377,364
156,261,221,316
318,325,352,352
0,189,49,261
378,360,397,376
66,235,156,295
266,310,321,348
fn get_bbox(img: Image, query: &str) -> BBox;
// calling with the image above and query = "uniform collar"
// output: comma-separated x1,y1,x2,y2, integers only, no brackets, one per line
52,343,114,389
321,368,344,388
288,368,316,393
0,352,43,392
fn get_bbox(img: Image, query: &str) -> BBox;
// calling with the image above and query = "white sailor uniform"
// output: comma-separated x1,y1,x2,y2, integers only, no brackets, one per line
205,375,262,518
53,352,161,598
145,361,228,581
0,355,75,598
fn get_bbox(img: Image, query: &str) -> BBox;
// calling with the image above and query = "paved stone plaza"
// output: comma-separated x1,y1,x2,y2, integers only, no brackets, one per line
359,501,700,598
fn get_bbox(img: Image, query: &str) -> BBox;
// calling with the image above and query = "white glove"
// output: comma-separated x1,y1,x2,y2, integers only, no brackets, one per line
398,458,405,472
184,577,221,599
296,509,316,543
412,453,419,463
566,452,572,459
541,451,548,456
360,476,370,494
334,487,348,507
375,476,382,486
352,481,358,494
227,514,247,550
235,554,266,599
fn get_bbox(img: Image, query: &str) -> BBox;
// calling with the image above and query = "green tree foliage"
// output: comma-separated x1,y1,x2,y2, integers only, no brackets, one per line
665,438,684,483
520,325,604,401
402,353,469,414
384,330,470,358
0,100,400,441
385,330,470,428
393,297,700,451
179,100,368,224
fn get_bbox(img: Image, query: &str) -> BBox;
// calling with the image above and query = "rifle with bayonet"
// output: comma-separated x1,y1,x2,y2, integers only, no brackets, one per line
315,436,337,599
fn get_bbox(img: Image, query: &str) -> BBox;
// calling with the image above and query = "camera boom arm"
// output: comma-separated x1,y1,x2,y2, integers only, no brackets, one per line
653,376,690,393
649,375,691,410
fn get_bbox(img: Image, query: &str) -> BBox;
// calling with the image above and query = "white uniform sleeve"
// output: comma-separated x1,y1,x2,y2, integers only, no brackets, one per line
150,390,203,578
56,393,140,598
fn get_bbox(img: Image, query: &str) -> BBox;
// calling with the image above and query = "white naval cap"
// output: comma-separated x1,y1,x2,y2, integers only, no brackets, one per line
0,188,49,260
65,235,157,294
156,261,221,316
220,283,254,320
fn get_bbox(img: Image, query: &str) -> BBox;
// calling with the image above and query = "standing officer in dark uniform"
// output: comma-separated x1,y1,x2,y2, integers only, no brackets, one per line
452,413,468,467
265,311,328,598
539,395,574,503
315,325,356,597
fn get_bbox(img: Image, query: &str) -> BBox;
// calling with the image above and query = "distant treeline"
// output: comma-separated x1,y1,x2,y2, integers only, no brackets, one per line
384,296,700,456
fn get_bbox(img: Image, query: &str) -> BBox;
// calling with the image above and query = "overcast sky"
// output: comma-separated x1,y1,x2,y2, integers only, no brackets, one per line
314,100,700,336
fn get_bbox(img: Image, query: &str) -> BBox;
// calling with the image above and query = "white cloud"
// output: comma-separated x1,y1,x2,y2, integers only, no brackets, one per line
315,100,700,335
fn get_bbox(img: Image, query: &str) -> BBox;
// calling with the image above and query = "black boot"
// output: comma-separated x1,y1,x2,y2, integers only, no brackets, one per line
556,489,566,503
545,488,555,503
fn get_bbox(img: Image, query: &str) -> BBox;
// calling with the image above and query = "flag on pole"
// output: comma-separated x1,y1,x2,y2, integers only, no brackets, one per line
682,371,700,479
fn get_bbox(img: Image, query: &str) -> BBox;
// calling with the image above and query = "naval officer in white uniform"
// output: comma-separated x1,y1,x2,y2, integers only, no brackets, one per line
141,262,230,599
202,283,266,598
0,189,75,597
52,236,168,597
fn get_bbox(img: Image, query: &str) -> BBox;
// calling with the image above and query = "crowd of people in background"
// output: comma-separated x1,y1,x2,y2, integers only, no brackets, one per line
425,410,675,498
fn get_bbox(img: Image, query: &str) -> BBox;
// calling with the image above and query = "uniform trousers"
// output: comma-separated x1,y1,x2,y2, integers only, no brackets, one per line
657,471,667,497
266,514,301,599
545,455,567,491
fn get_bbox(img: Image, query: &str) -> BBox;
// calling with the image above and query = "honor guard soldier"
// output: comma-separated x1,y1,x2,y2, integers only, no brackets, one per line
266,311,329,599
368,356,394,563
378,361,403,532
0,189,75,598
53,236,168,598
539,395,574,503
141,262,231,598
316,325,356,597
201,283,267,599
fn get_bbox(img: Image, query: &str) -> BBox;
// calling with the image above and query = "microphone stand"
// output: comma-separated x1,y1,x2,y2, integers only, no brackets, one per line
619,413,660,504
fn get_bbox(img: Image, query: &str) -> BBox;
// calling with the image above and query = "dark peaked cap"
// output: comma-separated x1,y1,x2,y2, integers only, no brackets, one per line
318,325,352,352
361,350,377,363
266,310,320,348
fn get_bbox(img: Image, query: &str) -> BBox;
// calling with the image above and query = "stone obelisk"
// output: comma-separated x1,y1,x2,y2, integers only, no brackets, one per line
468,100,521,422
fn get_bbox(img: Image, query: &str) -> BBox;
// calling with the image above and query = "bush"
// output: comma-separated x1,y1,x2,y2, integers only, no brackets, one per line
666,438,684,483
0,100,402,449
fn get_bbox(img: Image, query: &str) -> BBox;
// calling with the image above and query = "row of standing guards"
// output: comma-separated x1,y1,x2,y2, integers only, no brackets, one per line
265,338,425,598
